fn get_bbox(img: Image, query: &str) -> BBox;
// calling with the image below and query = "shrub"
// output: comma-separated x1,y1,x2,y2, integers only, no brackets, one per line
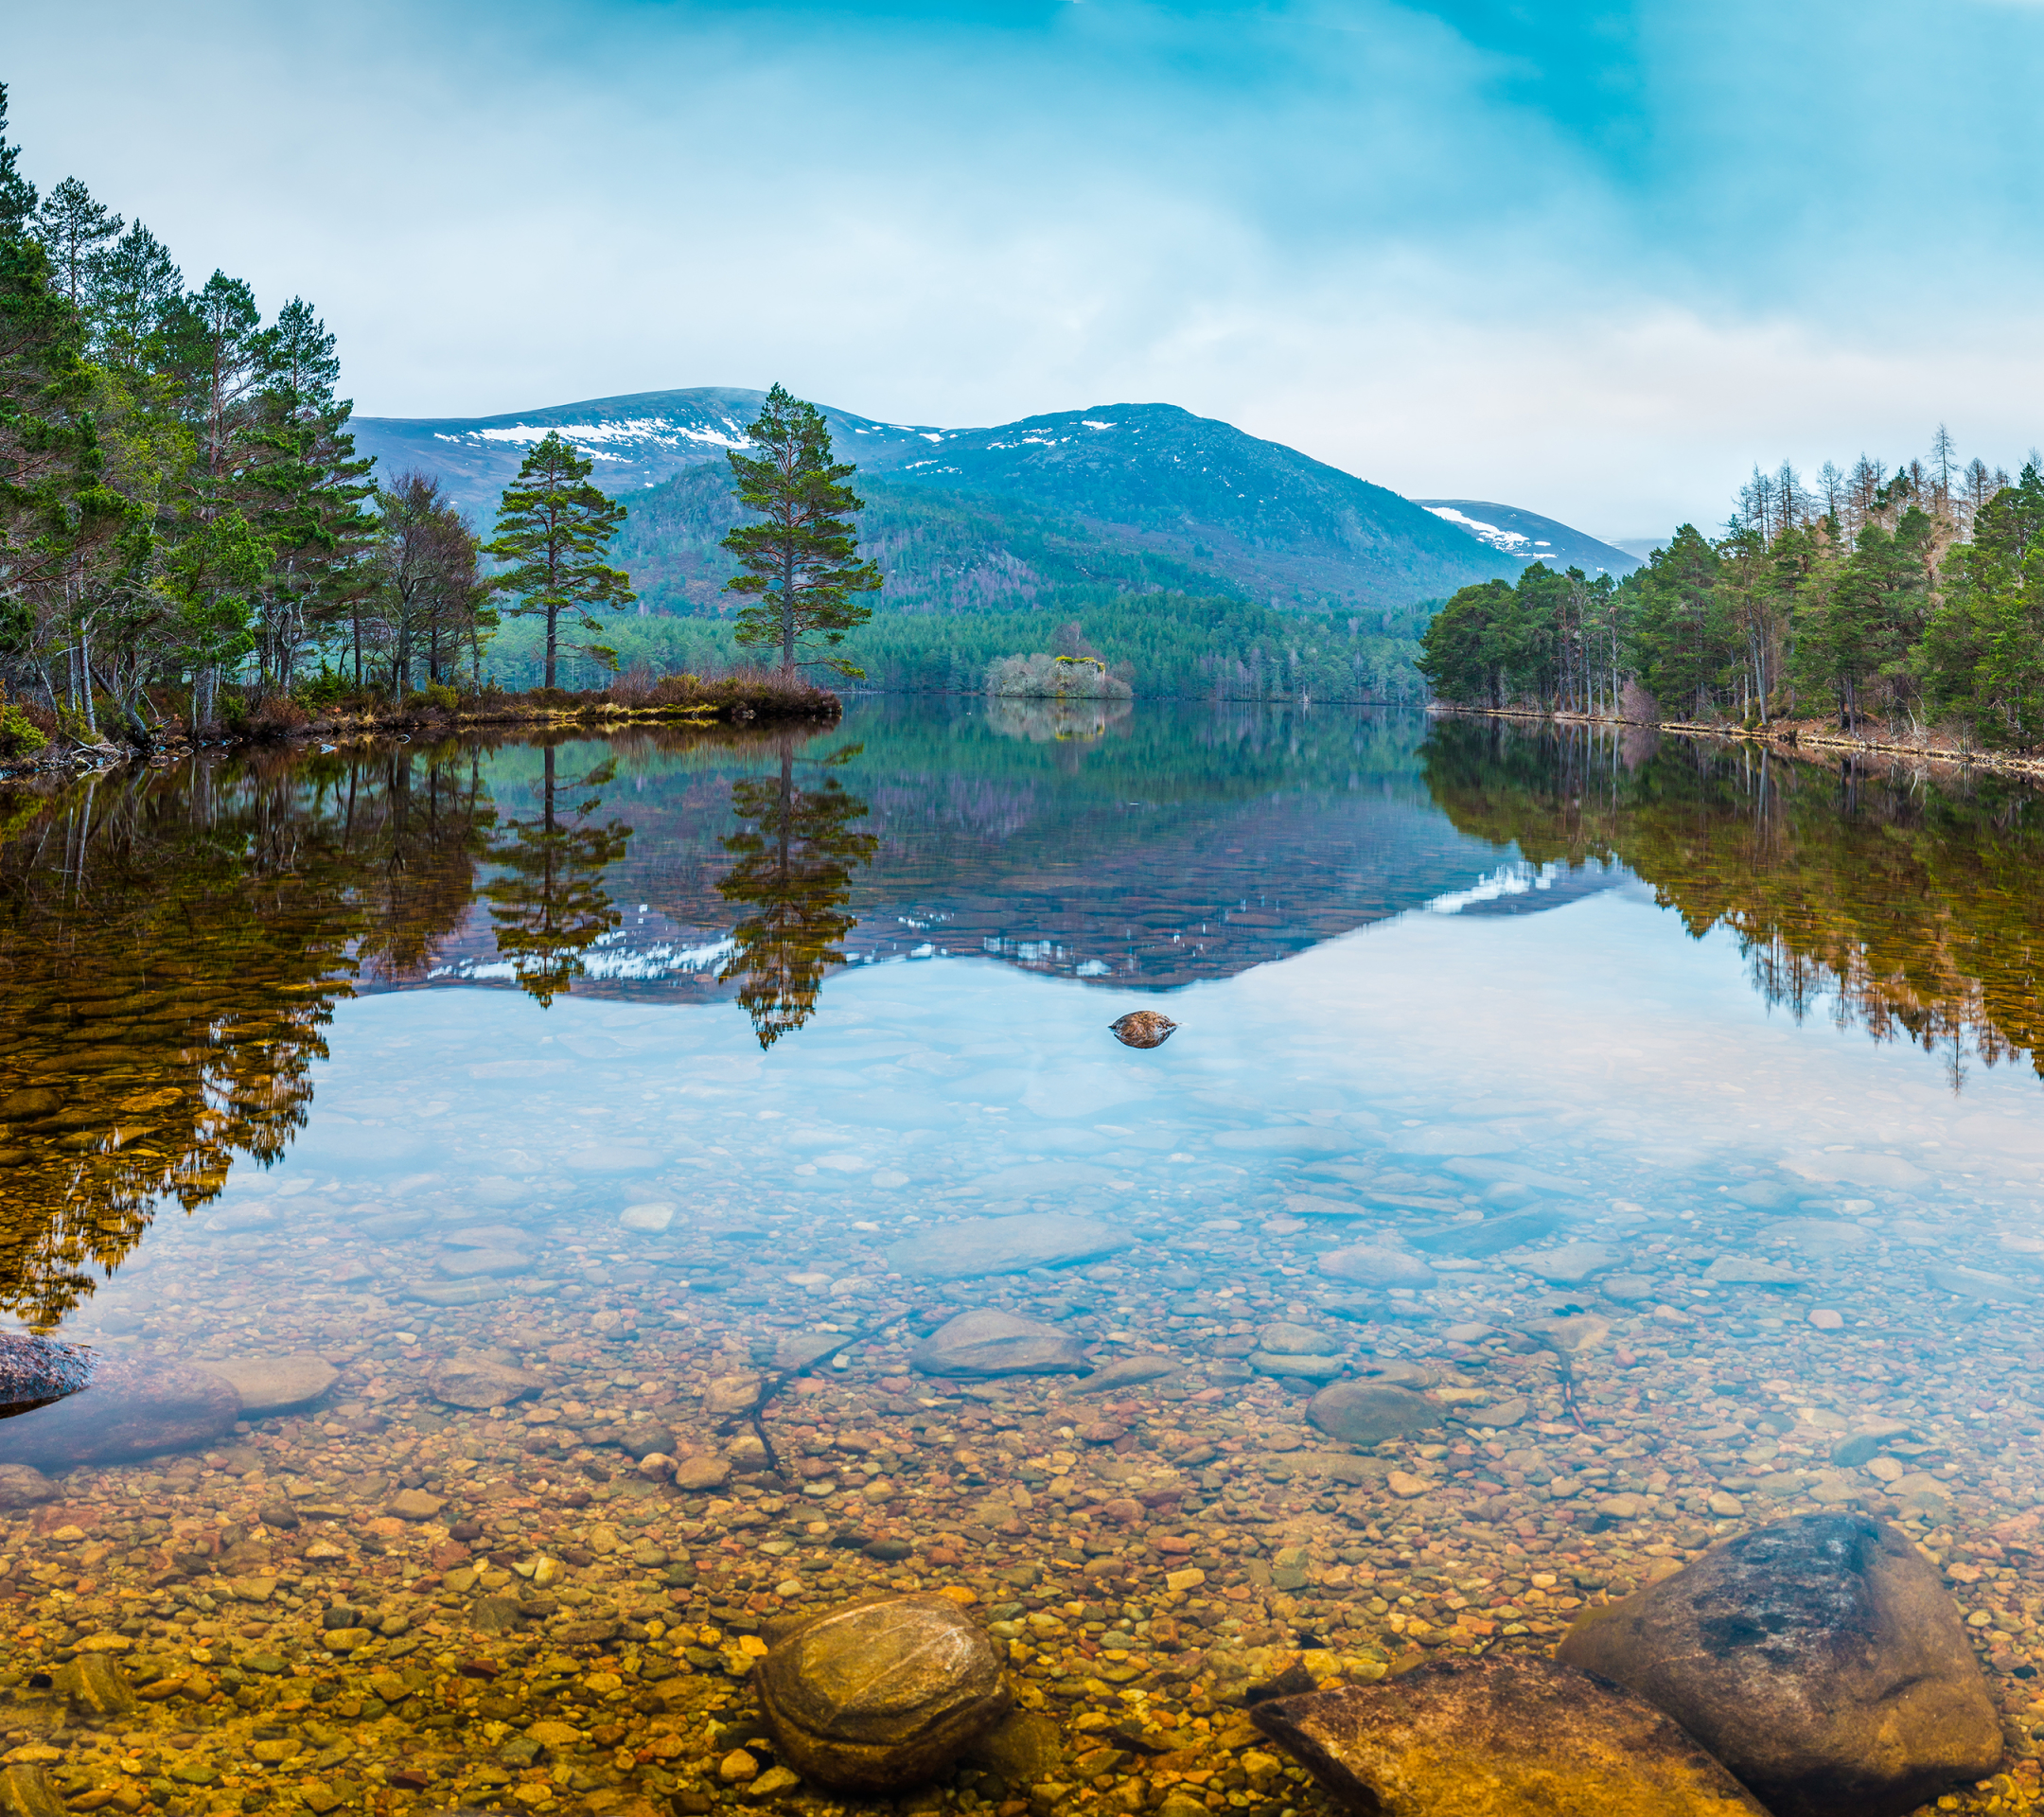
292,667,355,710
985,652,1134,699
401,682,459,714
0,701,49,759
247,695,311,738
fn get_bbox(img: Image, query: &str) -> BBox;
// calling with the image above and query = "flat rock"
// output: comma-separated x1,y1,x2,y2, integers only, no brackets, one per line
674,1455,733,1491
775,1332,843,1371
439,1223,531,1248
757,1593,1012,1791
1306,1382,1440,1447
437,1247,528,1279
1408,1209,1562,1257
1512,1241,1620,1284
1558,1512,2000,1817
425,1354,545,1409
885,1213,1131,1280
1705,1255,1805,1286
1317,1245,1436,1290
0,1762,66,1817
385,1489,447,1521
1600,1274,1658,1303
198,1353,338,1414
1073,1355,1182,1393
1251,1653,1768,1816
1250,1352,1345,1382
911,1310,1087,1377
705,1373,766,1415
0,1352,238,1469
1767,1218,1874,1258
1927,1264,2034,1304
0,1464,56,1508
400,1281,508,1308
1258,1321,1342,1356
1282,1194,1365,1220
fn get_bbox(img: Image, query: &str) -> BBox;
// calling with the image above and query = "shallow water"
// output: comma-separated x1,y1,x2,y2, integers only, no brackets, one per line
3,703,2044,1816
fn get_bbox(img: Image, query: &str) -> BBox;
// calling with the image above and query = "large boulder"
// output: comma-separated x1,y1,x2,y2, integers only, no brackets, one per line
1251,1653,1767,1816
0,1353,238,1469
0,1465,56,1508
1317,1245,1436,1290
0,1332,93,1416
197,1353,338,1414
885,1214,1131,1280
756,1594,1011,1791
911,1310,1088,1377
1306,1381,1440,1447
425,1353,545,1409
1557,1513,2001,1817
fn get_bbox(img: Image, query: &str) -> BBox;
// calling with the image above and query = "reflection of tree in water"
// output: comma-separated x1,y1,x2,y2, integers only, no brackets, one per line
985,695,1133,746
717,740,877,1049
483,744,631,1008
0,746,495,1327
1423,716,2044,1084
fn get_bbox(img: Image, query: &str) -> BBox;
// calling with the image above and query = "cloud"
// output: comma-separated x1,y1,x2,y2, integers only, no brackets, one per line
7,0,2044,531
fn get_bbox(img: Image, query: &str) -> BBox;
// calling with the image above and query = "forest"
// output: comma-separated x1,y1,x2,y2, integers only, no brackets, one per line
1418,438,2044,750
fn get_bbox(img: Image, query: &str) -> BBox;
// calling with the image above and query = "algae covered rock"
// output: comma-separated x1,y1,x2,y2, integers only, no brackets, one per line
757,1593,1011,1791
1251,1653,1767,1817
1557,1512,2001,1817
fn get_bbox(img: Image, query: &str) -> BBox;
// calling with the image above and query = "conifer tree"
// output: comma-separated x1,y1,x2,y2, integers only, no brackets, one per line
0,84,35,237
32,177,123,305
483,432,631,689
722,384,881,677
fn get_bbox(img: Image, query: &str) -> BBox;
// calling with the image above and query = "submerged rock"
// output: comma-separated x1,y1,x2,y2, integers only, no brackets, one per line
0,1353,238,1469
885,1213,1132,1280
0,1464,56,1508
1251,1653,1767,1817
1108,1011,1177,1049
756,1593,1012,1791
1305,1381,1439,1446
1317,1245,1436,1290
1073,1353,1181,1393
1557,1513,2001,1817
1249,1351,1345,1382
424,1353,544,1409
911,1310,1088,1377
197,1352,338,1414
1408,1208,1562,1257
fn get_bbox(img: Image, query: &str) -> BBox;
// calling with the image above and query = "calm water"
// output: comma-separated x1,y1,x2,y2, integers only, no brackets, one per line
4,701,2044,1816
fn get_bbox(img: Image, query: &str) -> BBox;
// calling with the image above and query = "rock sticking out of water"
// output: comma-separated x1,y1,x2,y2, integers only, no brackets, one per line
884,1213,1132,1280
1317,1245,1436,1290
0,1353,238,1469
755,1593,1012,1791
1305,1381,1440,1446
1557,1512,2002,1817
1251,1653,1769,1817
197,1352,338,1414
1108,1011,1177,1049
0,1332,93,1415
910,1309,1088,1376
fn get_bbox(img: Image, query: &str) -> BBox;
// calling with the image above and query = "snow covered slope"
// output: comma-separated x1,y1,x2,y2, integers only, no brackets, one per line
1414,500,1642,577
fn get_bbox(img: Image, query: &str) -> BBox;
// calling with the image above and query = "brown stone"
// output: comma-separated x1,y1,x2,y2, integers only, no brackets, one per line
910,1310,1087,1378
1108,1012,1177,1050
1557,1513,2002,1817
1252,1653,1767,1816
757,1593,1012,1791
425,1353,545,1409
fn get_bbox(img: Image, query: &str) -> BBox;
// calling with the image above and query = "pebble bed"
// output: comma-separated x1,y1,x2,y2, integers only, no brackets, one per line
9,1185,2044,1817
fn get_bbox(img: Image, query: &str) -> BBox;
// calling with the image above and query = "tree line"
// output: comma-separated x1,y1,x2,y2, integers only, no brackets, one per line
0,87,867,745
1418,432,2044,750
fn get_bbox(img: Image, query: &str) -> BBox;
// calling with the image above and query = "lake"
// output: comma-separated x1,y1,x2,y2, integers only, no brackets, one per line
2,699,2041,1814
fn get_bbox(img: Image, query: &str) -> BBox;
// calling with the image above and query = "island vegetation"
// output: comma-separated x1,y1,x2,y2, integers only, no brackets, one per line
1419,434,2044,755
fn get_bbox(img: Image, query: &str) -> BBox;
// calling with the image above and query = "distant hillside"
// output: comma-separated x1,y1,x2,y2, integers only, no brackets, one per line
353,388,1517,610
1415,500,1643,576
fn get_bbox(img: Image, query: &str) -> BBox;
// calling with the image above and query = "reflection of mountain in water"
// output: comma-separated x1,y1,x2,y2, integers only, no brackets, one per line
1423,717,2044,1081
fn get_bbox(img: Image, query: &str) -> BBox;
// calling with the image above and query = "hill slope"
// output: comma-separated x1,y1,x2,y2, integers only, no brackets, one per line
1415,500,1642,577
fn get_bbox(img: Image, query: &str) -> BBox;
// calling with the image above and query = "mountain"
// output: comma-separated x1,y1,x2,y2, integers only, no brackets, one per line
347,386,945,521
1414,500,1643,577
353,388,1518,609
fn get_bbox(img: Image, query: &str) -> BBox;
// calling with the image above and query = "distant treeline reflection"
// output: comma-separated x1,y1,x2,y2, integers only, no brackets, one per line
0,728,865,1325
1424,719,2044,1081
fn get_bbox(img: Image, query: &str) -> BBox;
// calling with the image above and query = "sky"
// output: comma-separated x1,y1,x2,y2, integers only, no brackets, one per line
9,0,2044,537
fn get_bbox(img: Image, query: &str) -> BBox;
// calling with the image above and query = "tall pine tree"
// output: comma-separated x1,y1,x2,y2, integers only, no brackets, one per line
483,432,631,689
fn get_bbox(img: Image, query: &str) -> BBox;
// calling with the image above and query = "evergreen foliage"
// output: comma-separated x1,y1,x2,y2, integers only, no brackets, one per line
721,384,881,677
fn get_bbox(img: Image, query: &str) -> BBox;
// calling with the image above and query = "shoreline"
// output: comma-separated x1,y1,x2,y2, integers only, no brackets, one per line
0,683,843,783
1426,702,2044,782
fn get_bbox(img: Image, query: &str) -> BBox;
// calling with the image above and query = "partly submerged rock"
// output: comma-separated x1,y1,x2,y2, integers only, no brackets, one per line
197,1353,338,1414
424,1353,545,1409
885,1213,1131,1280
911,1310,1088,1377
1305,1381,1439,1447
756,1593,1012,1791
1108,1011,1177,1050
1251,1653,1767,1817
1317,1245,1436,1290
1557,1513,2001,1817
0,1332,94,1417
0,1352,238,1469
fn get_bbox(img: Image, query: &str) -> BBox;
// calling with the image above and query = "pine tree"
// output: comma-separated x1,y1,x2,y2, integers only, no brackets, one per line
0,84,35,238
722,383,881,677
32,177,123,306
483,432,631,689
86,223,183,367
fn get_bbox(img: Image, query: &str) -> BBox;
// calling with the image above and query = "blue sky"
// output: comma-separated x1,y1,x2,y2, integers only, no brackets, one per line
10,0,2044,534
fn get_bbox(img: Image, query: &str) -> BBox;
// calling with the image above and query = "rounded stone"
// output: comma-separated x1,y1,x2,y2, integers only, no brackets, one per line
1306,1381,1441,1447
425,1353,545,1409
1317,1245,1436,1290
0,1352,238,1469
1108,1011,1177,1049
910,1309,1088,1377
197,1352,338,1414
757,1593,1013,1791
